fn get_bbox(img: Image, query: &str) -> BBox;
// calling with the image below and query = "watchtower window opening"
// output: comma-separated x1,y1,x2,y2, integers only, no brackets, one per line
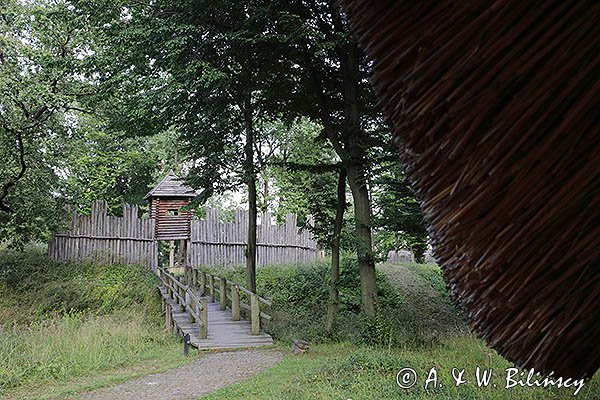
167,209,179,216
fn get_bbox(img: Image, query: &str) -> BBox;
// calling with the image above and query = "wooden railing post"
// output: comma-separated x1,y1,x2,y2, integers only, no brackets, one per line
200,271,206,296
231,284,240,321
165,304,173,334
187,292,195,323
179,284,186,312
250,293,260,335
219,278,227,310
209,275,215,302
199,298,208,339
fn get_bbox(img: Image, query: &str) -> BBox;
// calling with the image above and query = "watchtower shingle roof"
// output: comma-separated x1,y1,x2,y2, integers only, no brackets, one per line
144,171,195,199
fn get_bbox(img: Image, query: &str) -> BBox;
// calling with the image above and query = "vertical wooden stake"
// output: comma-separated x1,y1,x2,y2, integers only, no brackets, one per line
166,305,172,334
231,284,240,321
200,271,206,296
219,278,227,310
179,286,186,312
187,292,195,323
199,298,208,339
209,275,215,302
250,293,260,335
169,240,175,270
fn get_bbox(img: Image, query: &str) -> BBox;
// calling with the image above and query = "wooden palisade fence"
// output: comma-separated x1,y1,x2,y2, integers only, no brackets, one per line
48,201,321,269
48,202,158,268
190,209,319,267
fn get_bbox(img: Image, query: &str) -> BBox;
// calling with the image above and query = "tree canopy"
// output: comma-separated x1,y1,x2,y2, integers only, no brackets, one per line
0,0,429,317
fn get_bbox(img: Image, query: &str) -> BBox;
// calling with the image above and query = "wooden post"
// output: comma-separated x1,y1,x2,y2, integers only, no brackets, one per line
165,304,172,334
179,285,186,312
170,280,176,303
209,275,215,302
169,240,175,270
250,293,260,335
187,292,194,323
231,284,240,321
200,271,206,296
199,297,208,339
219,278,227,310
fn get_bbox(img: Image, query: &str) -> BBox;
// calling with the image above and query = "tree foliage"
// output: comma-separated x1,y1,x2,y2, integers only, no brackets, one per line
372,162,428,263
0,0,92,245
62,119,157,215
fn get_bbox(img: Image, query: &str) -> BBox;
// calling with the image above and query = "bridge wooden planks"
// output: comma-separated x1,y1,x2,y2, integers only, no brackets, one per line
161,288,273,350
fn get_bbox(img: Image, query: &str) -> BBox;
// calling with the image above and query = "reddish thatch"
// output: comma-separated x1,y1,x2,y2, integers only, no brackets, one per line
341,0,599,378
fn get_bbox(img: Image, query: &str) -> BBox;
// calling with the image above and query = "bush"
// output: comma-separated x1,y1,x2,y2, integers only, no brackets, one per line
0,245,51,291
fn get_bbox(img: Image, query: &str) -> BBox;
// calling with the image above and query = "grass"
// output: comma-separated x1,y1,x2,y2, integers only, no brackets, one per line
201,338,600,400
2,248,597,399
0,246,198,399
200,260,599,399
0,309,192,399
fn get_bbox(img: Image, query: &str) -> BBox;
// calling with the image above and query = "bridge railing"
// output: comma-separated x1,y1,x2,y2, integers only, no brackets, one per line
158,267,208,339
193,269,272,335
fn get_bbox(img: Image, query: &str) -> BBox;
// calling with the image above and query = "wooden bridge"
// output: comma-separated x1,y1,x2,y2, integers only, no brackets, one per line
158,268,274,349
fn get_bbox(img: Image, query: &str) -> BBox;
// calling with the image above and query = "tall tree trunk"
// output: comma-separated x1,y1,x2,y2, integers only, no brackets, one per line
342,40,377,317
346,164,377,316
306,21,378,317
326,167,346,332
243,97,257,293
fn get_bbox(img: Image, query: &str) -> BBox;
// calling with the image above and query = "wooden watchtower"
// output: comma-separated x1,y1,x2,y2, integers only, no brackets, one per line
144,171,195,273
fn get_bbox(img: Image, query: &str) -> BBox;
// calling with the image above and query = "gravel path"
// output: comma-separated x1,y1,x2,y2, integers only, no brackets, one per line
75,349,284,400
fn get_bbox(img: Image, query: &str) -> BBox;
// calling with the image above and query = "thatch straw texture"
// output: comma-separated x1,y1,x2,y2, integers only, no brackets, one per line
341,0,599,378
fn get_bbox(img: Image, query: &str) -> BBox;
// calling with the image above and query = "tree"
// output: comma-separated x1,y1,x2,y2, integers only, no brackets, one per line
81,0,295,292
268,118,347,331
264,1,390,316
62,118,158,215
0,0,92,245
372,161,428,263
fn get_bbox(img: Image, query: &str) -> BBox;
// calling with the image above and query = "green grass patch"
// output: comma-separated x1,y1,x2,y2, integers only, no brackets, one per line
202,338,600,400
0,310,195,400
0,246,192,398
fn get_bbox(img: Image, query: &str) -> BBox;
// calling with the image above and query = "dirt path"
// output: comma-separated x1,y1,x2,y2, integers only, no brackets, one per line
73,349,283,400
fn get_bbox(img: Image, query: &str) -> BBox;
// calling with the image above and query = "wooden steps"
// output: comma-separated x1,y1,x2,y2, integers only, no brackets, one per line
162,288,273,350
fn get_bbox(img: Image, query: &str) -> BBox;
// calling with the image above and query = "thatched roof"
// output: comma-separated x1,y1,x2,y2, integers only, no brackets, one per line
144,170,195,199
341,0,599,378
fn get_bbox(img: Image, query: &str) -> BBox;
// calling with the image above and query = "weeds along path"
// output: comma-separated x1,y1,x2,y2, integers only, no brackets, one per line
73,349,283,400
